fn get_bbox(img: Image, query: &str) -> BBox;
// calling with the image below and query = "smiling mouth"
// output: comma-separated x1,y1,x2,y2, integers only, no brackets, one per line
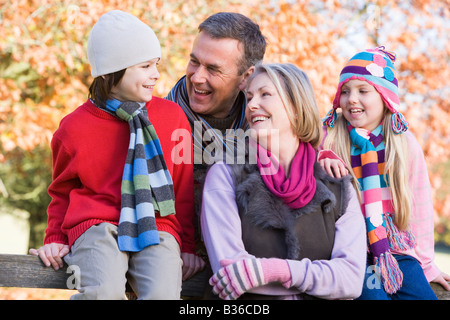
194,88,211,95
349,108,364,114
252,116,270,123
143,85,154,89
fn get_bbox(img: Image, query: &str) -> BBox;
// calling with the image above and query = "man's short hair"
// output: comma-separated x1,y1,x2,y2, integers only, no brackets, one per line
199,12,267,75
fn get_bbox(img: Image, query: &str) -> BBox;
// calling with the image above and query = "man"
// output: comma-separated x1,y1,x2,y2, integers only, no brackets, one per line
166,12,267,166
166,12,267,276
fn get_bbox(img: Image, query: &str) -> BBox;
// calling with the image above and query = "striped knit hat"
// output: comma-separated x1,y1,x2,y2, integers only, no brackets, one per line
324,46,408,134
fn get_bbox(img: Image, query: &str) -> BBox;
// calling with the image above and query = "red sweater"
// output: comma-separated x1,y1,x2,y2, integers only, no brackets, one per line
44,98,196,253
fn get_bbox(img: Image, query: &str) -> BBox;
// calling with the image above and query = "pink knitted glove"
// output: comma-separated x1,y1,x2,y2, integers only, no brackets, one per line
209,258,292,300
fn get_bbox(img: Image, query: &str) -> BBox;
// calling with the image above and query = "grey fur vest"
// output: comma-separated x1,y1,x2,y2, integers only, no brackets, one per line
229,160,353,262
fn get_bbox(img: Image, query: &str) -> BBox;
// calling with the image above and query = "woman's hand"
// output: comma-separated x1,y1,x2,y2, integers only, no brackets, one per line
29,243,70,270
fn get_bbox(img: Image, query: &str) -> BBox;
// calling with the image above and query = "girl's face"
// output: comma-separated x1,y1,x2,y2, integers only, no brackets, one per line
111,58,160,103
339,79,385,131
245,72,296,149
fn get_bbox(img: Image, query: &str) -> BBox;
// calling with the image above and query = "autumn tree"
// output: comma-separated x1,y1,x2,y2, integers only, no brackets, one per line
1,0,449,247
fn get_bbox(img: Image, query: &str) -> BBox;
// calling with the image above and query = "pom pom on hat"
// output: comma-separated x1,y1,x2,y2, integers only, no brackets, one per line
87,10,161,78
323,46,408,134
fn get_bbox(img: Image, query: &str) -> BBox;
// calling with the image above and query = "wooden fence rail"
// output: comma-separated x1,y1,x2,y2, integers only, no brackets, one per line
0,253,448,300
0,253,209,299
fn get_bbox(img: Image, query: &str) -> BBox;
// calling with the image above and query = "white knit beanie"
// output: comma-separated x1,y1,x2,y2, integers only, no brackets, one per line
87,10,161,78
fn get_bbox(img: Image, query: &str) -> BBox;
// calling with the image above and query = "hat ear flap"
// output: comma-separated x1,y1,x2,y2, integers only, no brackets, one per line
323,108,337,128
391,112,408,134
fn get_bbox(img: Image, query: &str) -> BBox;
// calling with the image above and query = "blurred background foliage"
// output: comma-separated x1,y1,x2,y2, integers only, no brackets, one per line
0,0,449,248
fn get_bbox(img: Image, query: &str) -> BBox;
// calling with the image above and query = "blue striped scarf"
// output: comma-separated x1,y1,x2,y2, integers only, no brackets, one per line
165,76,248,165
106,99,176,252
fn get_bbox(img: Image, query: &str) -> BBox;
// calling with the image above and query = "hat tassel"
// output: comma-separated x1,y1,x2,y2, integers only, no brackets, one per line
323,108,337,128
391,112,408,134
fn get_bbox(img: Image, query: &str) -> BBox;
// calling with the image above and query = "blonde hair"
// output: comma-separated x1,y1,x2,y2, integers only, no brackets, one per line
248,63,323,148
323,111,412,230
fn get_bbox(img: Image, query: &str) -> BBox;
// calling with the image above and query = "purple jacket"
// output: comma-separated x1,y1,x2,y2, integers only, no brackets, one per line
201,161,367,299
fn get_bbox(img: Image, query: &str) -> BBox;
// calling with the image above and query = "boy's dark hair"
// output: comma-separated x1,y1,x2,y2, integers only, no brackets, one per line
199,12,267,75
88,69,126,108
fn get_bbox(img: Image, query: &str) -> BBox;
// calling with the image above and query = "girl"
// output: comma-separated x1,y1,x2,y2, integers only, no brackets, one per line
30,10,204,299
321,46,449,299
201,63,367,300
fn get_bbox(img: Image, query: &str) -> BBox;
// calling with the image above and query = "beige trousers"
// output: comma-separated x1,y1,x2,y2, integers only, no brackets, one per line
64,223,182,300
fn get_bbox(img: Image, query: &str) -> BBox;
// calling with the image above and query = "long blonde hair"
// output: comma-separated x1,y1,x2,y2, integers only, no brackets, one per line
323,111,412,230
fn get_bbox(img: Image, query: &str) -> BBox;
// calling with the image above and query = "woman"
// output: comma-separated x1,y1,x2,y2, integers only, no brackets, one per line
201,63,367,300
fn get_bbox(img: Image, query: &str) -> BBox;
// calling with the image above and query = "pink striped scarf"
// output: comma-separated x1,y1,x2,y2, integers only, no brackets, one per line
349,123,416,294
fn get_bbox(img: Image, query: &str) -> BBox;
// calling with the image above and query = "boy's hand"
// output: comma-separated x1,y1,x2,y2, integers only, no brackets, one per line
29,243,70,270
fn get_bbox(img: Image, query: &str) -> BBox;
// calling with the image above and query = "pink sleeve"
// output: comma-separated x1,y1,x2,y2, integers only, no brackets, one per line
398,132,441,281
317,125,346,166
317,149,346,166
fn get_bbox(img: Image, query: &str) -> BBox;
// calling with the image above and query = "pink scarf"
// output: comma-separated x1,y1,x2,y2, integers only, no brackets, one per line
255,141,316,209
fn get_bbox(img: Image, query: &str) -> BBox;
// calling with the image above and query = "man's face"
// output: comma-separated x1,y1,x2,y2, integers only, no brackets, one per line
186,31,251,118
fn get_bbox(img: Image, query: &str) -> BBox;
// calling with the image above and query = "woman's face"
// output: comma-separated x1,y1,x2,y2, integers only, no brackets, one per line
245,72,296,150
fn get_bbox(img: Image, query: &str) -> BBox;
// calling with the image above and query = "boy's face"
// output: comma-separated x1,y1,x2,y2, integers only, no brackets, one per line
111,58,160,103
339,79,385,132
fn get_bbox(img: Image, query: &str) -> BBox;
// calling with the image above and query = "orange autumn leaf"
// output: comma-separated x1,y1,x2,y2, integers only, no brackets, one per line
0,0,448,224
